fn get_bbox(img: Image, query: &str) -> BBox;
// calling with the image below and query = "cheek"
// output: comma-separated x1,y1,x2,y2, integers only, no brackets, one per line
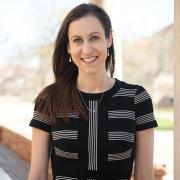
95,41,108,52
69,46,81,57
98,44,108,57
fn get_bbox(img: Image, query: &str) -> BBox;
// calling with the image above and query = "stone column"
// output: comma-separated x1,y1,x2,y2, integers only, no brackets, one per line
90,0,103,6
174,0,180,179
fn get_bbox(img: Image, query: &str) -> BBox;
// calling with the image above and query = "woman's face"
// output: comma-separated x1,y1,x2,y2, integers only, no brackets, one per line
68,15,112,76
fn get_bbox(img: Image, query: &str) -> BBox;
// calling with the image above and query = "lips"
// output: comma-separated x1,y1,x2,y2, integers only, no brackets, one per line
81,56,97,64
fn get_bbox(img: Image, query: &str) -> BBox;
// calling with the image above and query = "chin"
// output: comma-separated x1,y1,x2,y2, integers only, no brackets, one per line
81,69,99,75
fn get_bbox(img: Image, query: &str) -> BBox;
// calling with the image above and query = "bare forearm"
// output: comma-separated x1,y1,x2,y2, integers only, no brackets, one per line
134,177,154,180
134,166,155,180
28,172,48,180
134,174,154,180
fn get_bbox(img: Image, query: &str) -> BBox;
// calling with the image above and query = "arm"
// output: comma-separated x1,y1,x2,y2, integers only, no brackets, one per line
28,127,50,180
134,128,155,180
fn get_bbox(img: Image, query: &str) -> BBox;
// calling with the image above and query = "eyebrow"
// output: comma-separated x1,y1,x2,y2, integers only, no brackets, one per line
70,32,101,39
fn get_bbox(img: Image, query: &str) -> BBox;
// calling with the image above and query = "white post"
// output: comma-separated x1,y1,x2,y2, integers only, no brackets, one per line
174,0,180,179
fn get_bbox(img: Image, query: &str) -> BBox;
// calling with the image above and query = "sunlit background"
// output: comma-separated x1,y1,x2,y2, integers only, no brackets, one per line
0,0,173,179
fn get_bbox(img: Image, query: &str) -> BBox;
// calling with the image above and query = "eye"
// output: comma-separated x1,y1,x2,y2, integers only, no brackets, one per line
90,36,99,41
72,38,82,43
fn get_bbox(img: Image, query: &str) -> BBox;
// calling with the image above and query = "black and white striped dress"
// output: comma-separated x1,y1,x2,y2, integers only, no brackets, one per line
29,79,158,180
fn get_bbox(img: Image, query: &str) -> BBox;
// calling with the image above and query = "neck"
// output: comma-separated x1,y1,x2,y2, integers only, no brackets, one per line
77,73,114,93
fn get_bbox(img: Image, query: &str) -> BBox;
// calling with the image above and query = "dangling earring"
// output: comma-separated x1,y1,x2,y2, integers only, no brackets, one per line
107,48,110,57
69,56,71,62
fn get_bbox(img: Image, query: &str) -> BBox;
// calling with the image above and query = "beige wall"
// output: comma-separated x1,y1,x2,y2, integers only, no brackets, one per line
90,0,103,6
174,0,180,179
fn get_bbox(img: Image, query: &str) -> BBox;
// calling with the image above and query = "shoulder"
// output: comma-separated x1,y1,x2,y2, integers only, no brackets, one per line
116,79,147,95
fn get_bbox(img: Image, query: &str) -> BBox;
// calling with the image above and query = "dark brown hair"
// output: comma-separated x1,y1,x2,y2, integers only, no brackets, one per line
34,3,115,123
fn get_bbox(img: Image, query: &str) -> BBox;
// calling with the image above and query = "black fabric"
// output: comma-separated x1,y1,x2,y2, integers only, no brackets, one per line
29,79,158,180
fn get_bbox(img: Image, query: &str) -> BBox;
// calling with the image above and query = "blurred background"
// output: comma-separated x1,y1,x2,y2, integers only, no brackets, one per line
0,0,173,179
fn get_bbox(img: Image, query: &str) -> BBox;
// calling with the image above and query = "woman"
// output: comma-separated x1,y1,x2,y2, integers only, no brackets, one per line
28,3,158,180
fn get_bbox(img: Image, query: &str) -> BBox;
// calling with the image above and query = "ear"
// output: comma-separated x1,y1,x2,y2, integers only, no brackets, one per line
106,31,113,48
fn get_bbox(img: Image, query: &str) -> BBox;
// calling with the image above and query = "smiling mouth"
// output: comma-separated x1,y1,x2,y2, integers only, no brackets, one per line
81,56,97,63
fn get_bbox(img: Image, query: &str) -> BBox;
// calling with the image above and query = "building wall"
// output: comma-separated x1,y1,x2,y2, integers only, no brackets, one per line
90,0,103,6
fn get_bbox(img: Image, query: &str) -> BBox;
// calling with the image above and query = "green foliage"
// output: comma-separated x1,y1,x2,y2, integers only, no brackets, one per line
156,119,174,130
155,107,174,131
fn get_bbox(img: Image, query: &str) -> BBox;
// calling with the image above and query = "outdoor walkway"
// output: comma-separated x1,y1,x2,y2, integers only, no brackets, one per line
0,143,29,180
0,167,11,180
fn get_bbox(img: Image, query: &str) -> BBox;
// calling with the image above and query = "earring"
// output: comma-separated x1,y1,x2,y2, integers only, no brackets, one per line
107,48,110,57
69,56,71,62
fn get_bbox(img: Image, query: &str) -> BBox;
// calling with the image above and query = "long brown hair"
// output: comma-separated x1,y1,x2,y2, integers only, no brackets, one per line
34,3,116,123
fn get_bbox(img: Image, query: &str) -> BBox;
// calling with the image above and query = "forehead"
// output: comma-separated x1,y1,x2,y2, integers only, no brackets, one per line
68,15,105,37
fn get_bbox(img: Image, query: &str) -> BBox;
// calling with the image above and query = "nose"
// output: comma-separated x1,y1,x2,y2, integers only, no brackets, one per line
81,41,93,55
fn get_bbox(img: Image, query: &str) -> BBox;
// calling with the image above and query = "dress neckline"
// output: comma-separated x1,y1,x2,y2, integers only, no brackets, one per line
77,78,121,99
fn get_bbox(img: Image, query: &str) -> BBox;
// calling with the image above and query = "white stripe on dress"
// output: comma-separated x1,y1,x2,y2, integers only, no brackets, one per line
108,110,135,120
55,176,77,180
88,100,98,171
33,111,51,124
54,147,78,160
108,148,132,161
108,131,135,143
134,91,150,104
52,130,78,141
136,112,155,125
57,112,79,118
112,88,137,97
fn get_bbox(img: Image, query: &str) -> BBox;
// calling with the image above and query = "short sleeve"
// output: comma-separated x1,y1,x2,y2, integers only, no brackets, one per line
134,86,158,131
29,102,51,133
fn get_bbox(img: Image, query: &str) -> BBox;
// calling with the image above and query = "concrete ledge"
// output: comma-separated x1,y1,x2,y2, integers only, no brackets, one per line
0,126,31,162
0,167,12,180
0,125,53,179
0,143,29,179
